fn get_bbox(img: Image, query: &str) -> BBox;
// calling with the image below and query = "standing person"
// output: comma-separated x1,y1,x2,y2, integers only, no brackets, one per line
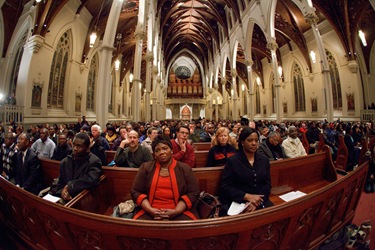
206,127,236,167
281,126,307,158
54,133,102,201
114,130,153,168
52,133,73,161
0,132,18,183
131,135,200,220
15,133,43,195
219,127,273,215
31,127,56,159
171,125,195,168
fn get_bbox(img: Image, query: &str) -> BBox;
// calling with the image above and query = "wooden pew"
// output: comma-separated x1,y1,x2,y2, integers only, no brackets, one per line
105,150,116,164
335,135,348,172
39,158,60,188
68,147,336,213
0,152,367,250
193,142,212,151
195,150,209,167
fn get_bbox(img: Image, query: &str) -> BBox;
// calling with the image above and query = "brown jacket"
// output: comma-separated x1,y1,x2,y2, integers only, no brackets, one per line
131,159,200,220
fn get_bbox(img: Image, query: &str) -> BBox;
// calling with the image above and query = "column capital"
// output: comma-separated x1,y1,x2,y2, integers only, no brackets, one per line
231,69,238,78
27,35,45,54
244,60,253,67
266,41,278,52
145,52,154,62
220,77,226,85
134,25,146,40
305,13,319,25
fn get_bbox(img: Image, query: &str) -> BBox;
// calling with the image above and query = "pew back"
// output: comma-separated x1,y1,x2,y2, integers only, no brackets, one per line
195,150,208,167
39,158,60,188
193,142,212,151
335,135,348,171
0,160,367,250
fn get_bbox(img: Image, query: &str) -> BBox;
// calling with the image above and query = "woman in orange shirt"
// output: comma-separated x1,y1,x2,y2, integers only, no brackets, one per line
131,135,200,220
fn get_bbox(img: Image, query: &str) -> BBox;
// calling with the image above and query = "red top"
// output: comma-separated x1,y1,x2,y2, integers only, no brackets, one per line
152,176,174,209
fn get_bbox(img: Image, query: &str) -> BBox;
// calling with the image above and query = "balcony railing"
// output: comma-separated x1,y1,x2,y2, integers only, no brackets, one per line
0,105,23,124
361,109,375,122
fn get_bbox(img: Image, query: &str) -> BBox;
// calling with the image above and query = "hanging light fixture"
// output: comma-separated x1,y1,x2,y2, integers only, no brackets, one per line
89,32,97,48
89,1,106,48
256,76,261,86
278,66,283,79
129,71,133,82
114,33,122,71
358,30,367,46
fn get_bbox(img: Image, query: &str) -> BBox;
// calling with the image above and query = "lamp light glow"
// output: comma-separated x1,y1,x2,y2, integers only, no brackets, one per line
129,72,133,83
114,58,120,71
278,66,283,78
256,76,261,86
89,32,97,48
310,50,316,63
359,30,367,46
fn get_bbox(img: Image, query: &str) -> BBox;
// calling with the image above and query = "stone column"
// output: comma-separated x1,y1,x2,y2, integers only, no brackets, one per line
245,60,254,121
132,27,146,122
221,77,227,119
144,52,153,121
305,12,334,122
152,66,158,121
96,0,123,127
267,40,282,123
231,69,239,120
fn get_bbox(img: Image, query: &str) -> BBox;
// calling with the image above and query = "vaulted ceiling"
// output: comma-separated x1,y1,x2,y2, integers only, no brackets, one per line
2,0,374,88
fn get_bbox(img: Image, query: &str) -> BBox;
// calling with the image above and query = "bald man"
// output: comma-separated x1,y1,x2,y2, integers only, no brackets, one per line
114,130,153,168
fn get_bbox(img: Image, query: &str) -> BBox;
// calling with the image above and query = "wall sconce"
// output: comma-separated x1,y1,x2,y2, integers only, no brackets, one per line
278,66,283,79
129,71,133,83
310,50,316,63
256,76,261,87
242,84,245,92
89,31,97,48
358,30,367,46
114,58,120,71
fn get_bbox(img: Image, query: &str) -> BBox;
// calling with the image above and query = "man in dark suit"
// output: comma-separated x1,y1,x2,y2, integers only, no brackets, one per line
15,133,43,195
55,132,102,201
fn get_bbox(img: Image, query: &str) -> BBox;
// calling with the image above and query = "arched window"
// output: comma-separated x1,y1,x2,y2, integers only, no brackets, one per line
326,49,342,109
256,83,260,114
86,53,98,111
9,31,27,97
293,63,306,112
270,72,276,113
48,31,71,108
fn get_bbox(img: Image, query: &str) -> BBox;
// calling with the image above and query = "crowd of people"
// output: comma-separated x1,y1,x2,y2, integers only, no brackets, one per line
1,115,375,220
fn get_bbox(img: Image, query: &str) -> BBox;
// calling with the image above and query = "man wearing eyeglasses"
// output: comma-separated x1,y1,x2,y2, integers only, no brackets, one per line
171,125,195,167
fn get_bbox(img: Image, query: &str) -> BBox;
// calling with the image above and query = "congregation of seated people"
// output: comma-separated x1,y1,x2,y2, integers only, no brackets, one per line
0,116,374,217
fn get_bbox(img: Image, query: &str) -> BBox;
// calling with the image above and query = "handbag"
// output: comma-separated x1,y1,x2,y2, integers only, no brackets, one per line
195,191,221,219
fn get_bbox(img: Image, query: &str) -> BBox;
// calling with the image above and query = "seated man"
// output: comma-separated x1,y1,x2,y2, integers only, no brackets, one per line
91,124,110,150
15,133,43,195
281,126,307,158
258,131,286,161
114,130,153,168
54,132,102,201
52,133,72,161
171,125,195,167
0,132,18,183
31,127,55,159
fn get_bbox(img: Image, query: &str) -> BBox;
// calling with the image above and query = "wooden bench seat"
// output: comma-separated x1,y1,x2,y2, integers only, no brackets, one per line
0,148,368,249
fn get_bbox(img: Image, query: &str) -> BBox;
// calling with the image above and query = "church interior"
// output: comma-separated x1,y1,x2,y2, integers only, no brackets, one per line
0,0,374,126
